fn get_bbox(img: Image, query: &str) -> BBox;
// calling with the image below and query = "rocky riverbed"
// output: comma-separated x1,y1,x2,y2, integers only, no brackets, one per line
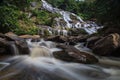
0,32,120,80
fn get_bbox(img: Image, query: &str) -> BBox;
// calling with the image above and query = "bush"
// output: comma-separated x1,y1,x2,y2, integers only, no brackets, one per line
32,9,60,26
0,5,20,33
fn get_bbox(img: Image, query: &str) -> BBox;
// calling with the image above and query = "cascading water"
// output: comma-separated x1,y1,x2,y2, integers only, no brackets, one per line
0,39,120,80
9,42,19,55
41,0,103,35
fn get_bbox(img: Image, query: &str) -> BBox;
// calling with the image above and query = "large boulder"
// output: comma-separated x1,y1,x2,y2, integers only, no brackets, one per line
46,36,68,43
46,35,87,45
19,35,40,42
0,38,8,55
5,32,23,41
0,32,30,55
15,40,30,54
53,44,98,64
68,35,88,45
0,37,9,46
0,33,6,38
0,38,16,55
93,33,120,57
19,35,40,39
86,36,102,49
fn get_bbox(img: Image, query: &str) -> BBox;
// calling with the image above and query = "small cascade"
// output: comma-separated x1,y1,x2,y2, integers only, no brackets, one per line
74,43,92,53
30,46,52,58
41,0,103,35
47,28,52,35
26,39,61,58
62,30,68,36
9,42,19,55
85,41,89,47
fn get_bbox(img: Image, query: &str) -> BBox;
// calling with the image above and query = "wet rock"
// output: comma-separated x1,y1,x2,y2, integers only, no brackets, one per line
46,36,68,43
5,32,30,54
0,33,5,38
46,35,87,45
86,36,101,49
0,37,9,46
68,35,88,45
0,48,6,54
53,44,98,64
0,32,30,55
5,32,23,41
19,35,40,39
93,33,120,57
15,40,30,54
69,28,88,36
103,27,120,35
19,35,40,42
0,38,15,55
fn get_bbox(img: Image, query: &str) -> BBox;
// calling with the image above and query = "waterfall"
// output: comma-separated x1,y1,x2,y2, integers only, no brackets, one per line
30,46,52,58
26,39,61,58
62,30,68,36
41,0,103,35
9,42,19,55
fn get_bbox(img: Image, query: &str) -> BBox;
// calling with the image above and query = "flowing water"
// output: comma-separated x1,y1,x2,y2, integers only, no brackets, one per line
0,0,119,80
0,39,120,80
41,0,103,35
9,42,19,55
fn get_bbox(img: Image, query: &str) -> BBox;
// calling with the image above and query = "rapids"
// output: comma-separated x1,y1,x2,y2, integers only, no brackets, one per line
0,39,120,80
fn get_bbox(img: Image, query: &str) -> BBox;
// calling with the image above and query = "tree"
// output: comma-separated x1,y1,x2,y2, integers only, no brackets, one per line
94,0,120,26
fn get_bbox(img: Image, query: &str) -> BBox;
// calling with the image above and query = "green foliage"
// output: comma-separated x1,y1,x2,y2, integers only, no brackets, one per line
32,9,60,26
94,0,120,26
0,0,120,35
14,25,38,35
0,0,39,34
47,0,95,20
0,5,20,33
44,30,51,36
78,1,95,20
1,0,32,10
48,0,120,27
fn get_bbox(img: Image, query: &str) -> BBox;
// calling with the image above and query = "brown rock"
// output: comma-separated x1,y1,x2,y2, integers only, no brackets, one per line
0,38,9,46
5,32,30,54
0,33,5,38
19,35,41,42
0,38,16,55
54,44,98,64
5,32,22,41
0,48,6,54
86,36,102,49
46,36,68,43
15,40,30,54
19,35,40,39
68,35,88,45
93,33,120,56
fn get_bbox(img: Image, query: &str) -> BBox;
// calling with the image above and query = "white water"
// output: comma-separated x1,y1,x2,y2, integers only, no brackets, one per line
0,39,120,80
9,42,19,55
0,56,120,80
41,0,103,35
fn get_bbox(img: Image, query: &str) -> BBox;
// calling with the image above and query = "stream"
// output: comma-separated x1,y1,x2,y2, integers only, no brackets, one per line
0,39,120,80
0,0,119,80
